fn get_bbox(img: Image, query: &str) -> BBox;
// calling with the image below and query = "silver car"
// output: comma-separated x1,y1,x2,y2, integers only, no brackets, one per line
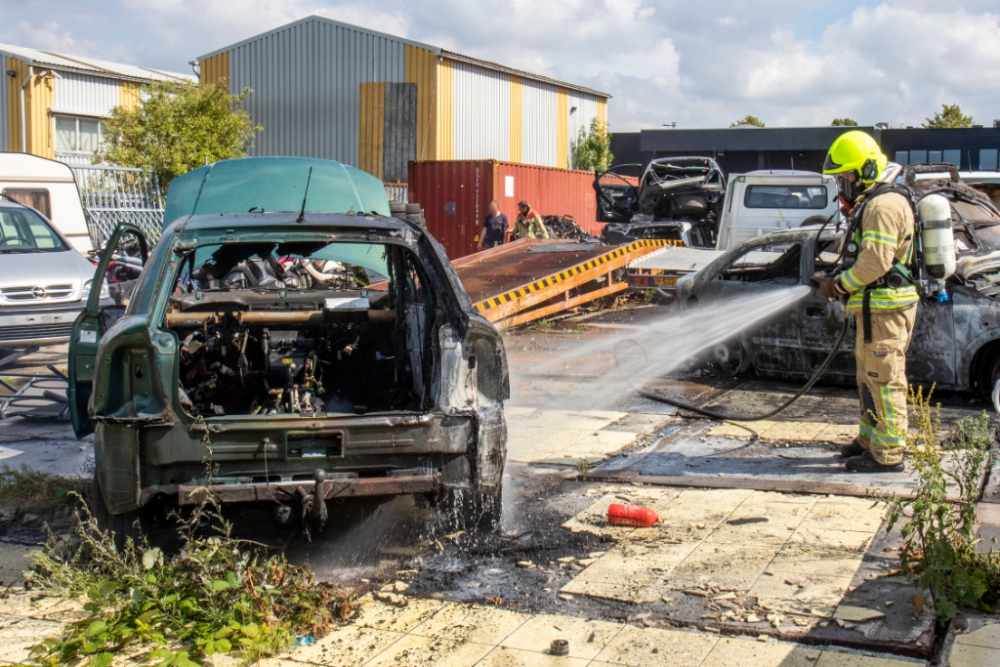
0,197,107,357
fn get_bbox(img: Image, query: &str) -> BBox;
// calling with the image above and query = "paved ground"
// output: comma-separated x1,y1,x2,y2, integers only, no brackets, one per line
1,306,998,666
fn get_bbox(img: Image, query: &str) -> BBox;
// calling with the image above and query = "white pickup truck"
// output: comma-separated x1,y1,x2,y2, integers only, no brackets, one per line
628,170,841,292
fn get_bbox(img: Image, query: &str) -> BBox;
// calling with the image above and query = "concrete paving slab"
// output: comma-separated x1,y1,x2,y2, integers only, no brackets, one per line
409,603,528,645
350,594,446,633
360,632,494,667
292,624,405,667
591,625,718,667
477,646,591,667
505,410,641,465
500,614,623,660
0,419,92,478
700,637,821,667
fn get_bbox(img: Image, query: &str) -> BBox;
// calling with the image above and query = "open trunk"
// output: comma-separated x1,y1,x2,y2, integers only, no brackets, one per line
165,240,437,418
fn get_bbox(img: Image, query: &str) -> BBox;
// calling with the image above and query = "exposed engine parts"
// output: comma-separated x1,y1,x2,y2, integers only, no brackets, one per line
175,304,407,417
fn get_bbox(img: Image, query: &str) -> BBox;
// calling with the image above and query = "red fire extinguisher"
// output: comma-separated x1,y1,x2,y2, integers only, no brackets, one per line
608,503,659,527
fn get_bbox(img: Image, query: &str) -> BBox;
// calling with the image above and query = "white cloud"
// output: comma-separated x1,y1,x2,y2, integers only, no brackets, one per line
0,1,997,130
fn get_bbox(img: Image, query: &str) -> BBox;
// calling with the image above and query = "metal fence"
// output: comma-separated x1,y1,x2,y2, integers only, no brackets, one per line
384,181,408,202
71,165,165,250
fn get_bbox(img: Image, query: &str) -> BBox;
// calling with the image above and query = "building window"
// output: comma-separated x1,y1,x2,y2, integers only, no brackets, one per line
981,149,999,171
895,151,909,166
55,116,104,155
943,149,961,167
909,150,928,165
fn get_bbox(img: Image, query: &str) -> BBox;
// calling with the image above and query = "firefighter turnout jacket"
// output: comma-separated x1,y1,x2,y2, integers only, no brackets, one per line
836,189,917,466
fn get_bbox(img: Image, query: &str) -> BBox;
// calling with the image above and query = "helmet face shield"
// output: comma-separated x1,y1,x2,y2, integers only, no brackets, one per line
835,172,865,203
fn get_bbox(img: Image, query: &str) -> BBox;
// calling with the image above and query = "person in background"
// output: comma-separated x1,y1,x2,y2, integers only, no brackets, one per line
514,200,549,240
477,200,508,251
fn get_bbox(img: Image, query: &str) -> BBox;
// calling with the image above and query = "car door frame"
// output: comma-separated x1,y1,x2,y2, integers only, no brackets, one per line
67,224,149,438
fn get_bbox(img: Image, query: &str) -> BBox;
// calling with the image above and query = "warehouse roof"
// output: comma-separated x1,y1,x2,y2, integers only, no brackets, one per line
0,43,193,83
197,15,610,99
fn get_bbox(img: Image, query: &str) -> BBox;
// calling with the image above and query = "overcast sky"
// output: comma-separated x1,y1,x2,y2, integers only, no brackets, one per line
2,0,998,132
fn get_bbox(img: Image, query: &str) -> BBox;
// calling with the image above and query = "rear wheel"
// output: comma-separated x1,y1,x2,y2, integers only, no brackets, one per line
989,356,1000,414
708,341,752,377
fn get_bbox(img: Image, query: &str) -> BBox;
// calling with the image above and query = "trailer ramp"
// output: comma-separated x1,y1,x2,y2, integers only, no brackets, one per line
452,238,678,328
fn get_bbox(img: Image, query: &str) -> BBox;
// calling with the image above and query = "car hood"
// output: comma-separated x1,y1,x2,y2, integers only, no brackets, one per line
0,249,95,304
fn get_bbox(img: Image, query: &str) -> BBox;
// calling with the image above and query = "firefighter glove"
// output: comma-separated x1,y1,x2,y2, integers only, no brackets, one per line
814,275,844,299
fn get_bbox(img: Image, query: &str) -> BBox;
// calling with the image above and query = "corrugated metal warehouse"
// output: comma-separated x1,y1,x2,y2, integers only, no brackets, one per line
197,16,610,180
0,43,192,164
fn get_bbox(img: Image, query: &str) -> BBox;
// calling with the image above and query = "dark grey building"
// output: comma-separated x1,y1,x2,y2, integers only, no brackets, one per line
611,126,1000,177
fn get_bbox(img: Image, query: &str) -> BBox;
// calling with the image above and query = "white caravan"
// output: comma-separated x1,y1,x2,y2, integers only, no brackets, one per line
0,153,91,253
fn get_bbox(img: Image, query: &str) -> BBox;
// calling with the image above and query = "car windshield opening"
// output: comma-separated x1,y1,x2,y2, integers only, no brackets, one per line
165,240,435,418
0,208,68,252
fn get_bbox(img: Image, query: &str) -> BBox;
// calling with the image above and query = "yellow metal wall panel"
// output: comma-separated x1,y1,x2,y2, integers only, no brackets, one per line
199,52,230,88
358,81,385,179
6,57,22,152
405,45,438,161
435,59,454,161
6,57,54,157
119,81,142,111
557,86,569,169
597,97,607,126
509,75,523,163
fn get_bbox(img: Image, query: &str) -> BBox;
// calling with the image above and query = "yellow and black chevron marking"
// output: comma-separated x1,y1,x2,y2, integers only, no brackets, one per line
475,239,683,313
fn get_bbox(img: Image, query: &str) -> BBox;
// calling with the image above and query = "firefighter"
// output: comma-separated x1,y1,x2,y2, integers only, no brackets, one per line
514,201,550,240
814,131,917,473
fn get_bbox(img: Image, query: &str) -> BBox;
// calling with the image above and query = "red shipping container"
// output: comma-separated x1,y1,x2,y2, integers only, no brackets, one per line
408,160,636,261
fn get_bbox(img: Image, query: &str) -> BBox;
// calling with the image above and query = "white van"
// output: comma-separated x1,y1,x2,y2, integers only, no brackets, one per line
628,170,841,291
715,170,840,250
0,153,92,253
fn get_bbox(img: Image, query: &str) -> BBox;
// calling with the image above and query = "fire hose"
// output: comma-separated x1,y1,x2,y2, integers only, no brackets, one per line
639,314,851,421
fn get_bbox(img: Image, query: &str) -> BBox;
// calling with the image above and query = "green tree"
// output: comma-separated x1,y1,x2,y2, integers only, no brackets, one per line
831,117,858,126
922,103,974,129
574,118,614,171
730,115,765,128
98,80,261,191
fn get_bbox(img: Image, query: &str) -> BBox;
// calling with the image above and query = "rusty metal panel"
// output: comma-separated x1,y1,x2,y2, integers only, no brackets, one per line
409,160,496,260
410,159,608,260
494,161,601,235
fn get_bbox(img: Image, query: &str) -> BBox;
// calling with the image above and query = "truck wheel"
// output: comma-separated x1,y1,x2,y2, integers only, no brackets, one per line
440,482,503,533
88,471,142,551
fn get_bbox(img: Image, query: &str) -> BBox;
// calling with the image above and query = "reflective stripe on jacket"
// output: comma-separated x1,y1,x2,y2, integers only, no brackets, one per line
838,191,917,311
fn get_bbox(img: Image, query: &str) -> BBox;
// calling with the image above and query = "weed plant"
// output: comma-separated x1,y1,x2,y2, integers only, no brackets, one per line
20,498,352,667
880,386,1000,620
0,466,89,513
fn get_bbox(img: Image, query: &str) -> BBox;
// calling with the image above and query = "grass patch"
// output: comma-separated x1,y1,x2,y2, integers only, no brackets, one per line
22,499,353,667
0,465,89,513
880,387,1000,620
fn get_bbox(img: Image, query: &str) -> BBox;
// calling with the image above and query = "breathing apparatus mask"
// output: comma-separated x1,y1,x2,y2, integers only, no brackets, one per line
833,158,881,205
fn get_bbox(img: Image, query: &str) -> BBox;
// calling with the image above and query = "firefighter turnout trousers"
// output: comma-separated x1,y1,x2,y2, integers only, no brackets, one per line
852,304,917,465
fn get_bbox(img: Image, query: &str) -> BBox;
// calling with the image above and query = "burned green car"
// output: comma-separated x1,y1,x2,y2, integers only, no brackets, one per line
68,158,509,536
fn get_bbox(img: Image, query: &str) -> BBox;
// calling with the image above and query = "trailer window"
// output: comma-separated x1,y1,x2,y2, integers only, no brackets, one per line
2,188,51,220
744,185,829,210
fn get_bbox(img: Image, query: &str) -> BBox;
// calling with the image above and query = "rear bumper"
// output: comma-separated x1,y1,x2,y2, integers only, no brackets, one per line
169,473,438,505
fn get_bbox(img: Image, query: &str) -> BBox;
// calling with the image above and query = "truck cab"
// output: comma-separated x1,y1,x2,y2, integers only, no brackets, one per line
627,170,841,293
715,170,840,250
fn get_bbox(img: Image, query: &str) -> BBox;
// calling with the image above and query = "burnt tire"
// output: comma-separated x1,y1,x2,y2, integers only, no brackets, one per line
708,341,752,377
440,481,503,534
88,471,142,551
988,355,1000,414
800,215,829,228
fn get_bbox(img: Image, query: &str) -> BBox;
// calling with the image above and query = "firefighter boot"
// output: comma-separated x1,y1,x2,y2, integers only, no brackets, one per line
846,450,904,473
840,439,865,458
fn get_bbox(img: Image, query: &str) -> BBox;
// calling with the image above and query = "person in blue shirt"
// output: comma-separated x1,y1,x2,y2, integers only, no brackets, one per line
477,200,509,251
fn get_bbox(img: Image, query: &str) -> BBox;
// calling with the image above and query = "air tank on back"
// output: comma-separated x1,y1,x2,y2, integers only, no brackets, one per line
917,194,956,284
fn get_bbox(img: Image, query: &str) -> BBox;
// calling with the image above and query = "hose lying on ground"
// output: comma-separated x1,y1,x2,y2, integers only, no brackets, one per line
639,316,852,422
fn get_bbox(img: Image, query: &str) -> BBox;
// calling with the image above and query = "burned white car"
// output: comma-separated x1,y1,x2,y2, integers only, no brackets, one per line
69,158,509,536
676,165,1000,409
